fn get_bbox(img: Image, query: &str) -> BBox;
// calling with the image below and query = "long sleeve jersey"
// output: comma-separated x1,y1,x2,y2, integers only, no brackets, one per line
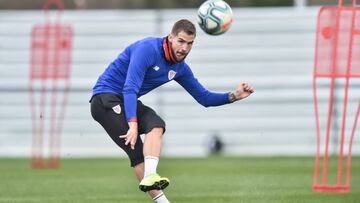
92,37,231,122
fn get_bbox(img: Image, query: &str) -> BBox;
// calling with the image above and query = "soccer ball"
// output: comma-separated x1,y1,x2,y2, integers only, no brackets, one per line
197,0,233,35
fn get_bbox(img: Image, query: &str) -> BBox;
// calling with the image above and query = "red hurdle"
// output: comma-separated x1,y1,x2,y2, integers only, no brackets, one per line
312,0,360,193
29,0,73,169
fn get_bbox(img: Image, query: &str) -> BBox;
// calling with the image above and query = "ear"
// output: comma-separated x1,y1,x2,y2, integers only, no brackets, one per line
168,33,174,42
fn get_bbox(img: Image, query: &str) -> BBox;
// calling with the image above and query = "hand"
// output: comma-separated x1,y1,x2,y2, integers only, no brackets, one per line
230,83,254,102
119,122,138,150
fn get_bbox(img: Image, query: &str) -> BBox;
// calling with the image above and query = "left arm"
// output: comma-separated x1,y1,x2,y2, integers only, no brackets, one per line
175,65,254,107
228,83,255,103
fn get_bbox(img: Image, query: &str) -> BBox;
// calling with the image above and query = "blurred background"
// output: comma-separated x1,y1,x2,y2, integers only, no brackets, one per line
0,0,359,159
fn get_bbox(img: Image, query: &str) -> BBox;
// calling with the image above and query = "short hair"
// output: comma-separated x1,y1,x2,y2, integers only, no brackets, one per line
171,19,196,36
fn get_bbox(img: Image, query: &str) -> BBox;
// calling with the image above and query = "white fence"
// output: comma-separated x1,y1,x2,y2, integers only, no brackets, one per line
0,7,359,157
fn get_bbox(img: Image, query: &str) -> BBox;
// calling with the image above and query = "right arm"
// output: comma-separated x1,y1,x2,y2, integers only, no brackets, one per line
120,43,155,149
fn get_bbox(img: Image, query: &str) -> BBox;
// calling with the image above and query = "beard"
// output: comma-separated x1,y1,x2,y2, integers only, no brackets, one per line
171,47,188,62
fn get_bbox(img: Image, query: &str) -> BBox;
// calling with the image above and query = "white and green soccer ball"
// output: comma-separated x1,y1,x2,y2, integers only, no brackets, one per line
197,0,233,35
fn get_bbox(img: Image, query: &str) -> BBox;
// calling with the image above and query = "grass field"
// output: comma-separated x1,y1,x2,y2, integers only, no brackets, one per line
0,157,359,203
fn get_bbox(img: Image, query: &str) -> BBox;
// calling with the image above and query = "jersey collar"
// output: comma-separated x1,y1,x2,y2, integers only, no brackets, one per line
162,36,181,64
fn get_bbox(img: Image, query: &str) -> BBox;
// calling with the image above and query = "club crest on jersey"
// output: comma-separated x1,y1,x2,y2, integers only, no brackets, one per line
168,70,177,80
112,105,121,114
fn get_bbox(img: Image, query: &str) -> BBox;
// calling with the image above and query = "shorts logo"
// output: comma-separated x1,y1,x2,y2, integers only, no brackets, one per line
168,70,177,80
112,105,121,114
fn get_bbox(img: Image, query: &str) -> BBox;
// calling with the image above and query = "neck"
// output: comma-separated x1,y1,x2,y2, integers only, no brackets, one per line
162,36,178,63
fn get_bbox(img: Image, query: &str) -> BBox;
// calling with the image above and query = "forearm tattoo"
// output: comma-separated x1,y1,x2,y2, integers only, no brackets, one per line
229,92,236,103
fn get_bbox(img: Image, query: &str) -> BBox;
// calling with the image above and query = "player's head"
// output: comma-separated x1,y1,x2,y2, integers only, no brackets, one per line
168,19,196,62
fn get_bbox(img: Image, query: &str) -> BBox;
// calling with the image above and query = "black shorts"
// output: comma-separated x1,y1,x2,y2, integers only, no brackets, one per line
90,93,166,167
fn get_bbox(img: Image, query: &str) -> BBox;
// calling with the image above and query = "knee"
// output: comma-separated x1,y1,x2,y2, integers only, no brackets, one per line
152,127,164,136
144,126,165,137
146,127,164,138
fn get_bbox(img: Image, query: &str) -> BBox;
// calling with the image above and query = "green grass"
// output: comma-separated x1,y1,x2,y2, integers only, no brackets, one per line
0,157,359,203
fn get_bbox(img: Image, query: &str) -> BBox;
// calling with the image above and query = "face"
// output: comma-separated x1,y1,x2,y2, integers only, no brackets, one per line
168,31,195,62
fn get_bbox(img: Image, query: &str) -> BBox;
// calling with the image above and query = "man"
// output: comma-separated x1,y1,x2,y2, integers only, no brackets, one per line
90,19,254,203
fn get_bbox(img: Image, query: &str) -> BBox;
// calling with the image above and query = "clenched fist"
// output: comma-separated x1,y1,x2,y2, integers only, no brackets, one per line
229,83,255,102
